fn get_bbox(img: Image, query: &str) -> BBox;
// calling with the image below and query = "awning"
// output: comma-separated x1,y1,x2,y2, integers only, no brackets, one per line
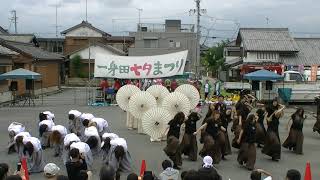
0,68,41,80
243,69,283,81
225,57,242,67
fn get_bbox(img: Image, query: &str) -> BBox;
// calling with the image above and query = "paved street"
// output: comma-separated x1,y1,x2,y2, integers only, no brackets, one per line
0,88,319,180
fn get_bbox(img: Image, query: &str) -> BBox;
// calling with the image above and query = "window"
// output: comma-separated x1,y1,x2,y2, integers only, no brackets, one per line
144,39,158,48
175,41,181,48
169,40,175,48
257,52,277,60
290,73,303,82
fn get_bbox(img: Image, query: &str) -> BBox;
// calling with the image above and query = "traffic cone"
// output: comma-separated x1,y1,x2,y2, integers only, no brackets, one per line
304,162,312,180
21,157,29,180
140,160,146,177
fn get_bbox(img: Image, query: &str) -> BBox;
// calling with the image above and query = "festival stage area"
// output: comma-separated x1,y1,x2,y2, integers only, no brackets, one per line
0,88,319,180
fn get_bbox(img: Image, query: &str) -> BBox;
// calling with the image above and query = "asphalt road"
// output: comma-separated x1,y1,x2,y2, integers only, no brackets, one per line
0,88,319,180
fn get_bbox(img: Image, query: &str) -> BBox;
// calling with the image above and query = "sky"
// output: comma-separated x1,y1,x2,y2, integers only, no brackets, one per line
0,0,320,45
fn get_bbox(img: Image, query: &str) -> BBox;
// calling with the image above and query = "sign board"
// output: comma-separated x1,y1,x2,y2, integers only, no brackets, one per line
94,50,188,79
311,65,318,81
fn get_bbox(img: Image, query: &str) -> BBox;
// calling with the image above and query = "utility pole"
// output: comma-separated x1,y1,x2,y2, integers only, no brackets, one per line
136,8,143,31
85,0,88,22
11,10,18,33
190,0,206,78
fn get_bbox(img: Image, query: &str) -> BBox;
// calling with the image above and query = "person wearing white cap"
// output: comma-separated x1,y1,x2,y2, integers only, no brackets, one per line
50,125,68,157
23,136,46,173
104,137,132,175
198,156,221,180
39,120,55,149
62,133,81,165
7,122,25,154
70,141,93,170
101,133,119,162
68,110,82,136
14,131,31,158
44,163,60,179
83,126,101,156
89,117,111,136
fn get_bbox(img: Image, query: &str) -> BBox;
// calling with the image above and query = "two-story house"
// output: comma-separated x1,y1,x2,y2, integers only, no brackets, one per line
128,20,197,72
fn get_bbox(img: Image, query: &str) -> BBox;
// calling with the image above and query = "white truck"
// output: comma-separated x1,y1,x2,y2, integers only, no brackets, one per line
224,71,320,102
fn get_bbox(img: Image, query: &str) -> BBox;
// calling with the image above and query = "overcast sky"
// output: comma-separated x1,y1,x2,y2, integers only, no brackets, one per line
1,0,320,45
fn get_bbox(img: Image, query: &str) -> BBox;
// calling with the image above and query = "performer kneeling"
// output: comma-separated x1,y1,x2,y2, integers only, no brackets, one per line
237,114,257,170
194,111,226,164
84,126,101,156
51,125,68,157
283,108,306,154
7,122,25,154
14,131,31,158
89,117,111,136
39,120,55,149
262,98,285,161
104,138,132,178
70,141,93,170
68,110,82,136
163,112,185,169
23,137,46,173
181,112,200,161
63,133,81,165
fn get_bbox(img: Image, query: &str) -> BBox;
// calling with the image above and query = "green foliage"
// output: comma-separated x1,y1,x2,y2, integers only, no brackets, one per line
201,40,229,77
71,55,83,78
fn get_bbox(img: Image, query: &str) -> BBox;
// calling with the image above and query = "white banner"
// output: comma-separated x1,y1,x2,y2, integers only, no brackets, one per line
94,50,188,79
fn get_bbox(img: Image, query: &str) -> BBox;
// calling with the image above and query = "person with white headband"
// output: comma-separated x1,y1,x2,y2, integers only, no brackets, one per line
83,126,101,156
7,122,25,154
68,110,82,136
79,113,95,140
42,111,55,121
51,125,68,157
198,156,222,180
62,133,81,165
104,137,132,177
22,136,46,173
39,119,55,149
70,141,93,170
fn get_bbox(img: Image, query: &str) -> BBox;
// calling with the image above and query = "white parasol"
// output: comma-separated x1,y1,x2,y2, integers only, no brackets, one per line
116,85,141,111
142,107,171,140
175,84,200,109
146,85,170,106
162,92,191,117
128,91,157,119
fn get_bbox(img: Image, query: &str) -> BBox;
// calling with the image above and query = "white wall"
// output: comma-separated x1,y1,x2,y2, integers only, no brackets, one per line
65,27,103,37
244,52,279,63
70,45,118,60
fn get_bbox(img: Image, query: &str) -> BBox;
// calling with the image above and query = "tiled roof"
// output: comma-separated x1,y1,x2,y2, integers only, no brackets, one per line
67,42,126,56
0,39,64,60
281,38,320,66
0,26,9,34
0,34,35,43
0,45,18,55
239,28,299,52
61,21,111,37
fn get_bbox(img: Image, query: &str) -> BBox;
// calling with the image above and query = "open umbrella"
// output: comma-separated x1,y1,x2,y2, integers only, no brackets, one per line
162,92,191,117
142,107,171,140
146,85,170,106
116,85,141,111
128,91,157,119
175,84,200,109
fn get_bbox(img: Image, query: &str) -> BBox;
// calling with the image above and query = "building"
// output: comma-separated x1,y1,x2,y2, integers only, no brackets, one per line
224,28,320,80
0,38,64,103
67,42,126,78
128,20,197,72
38,37,64,54
0,26,9,35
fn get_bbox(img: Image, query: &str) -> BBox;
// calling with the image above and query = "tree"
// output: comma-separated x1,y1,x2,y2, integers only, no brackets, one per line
71,55,86,78
201,40,229,77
